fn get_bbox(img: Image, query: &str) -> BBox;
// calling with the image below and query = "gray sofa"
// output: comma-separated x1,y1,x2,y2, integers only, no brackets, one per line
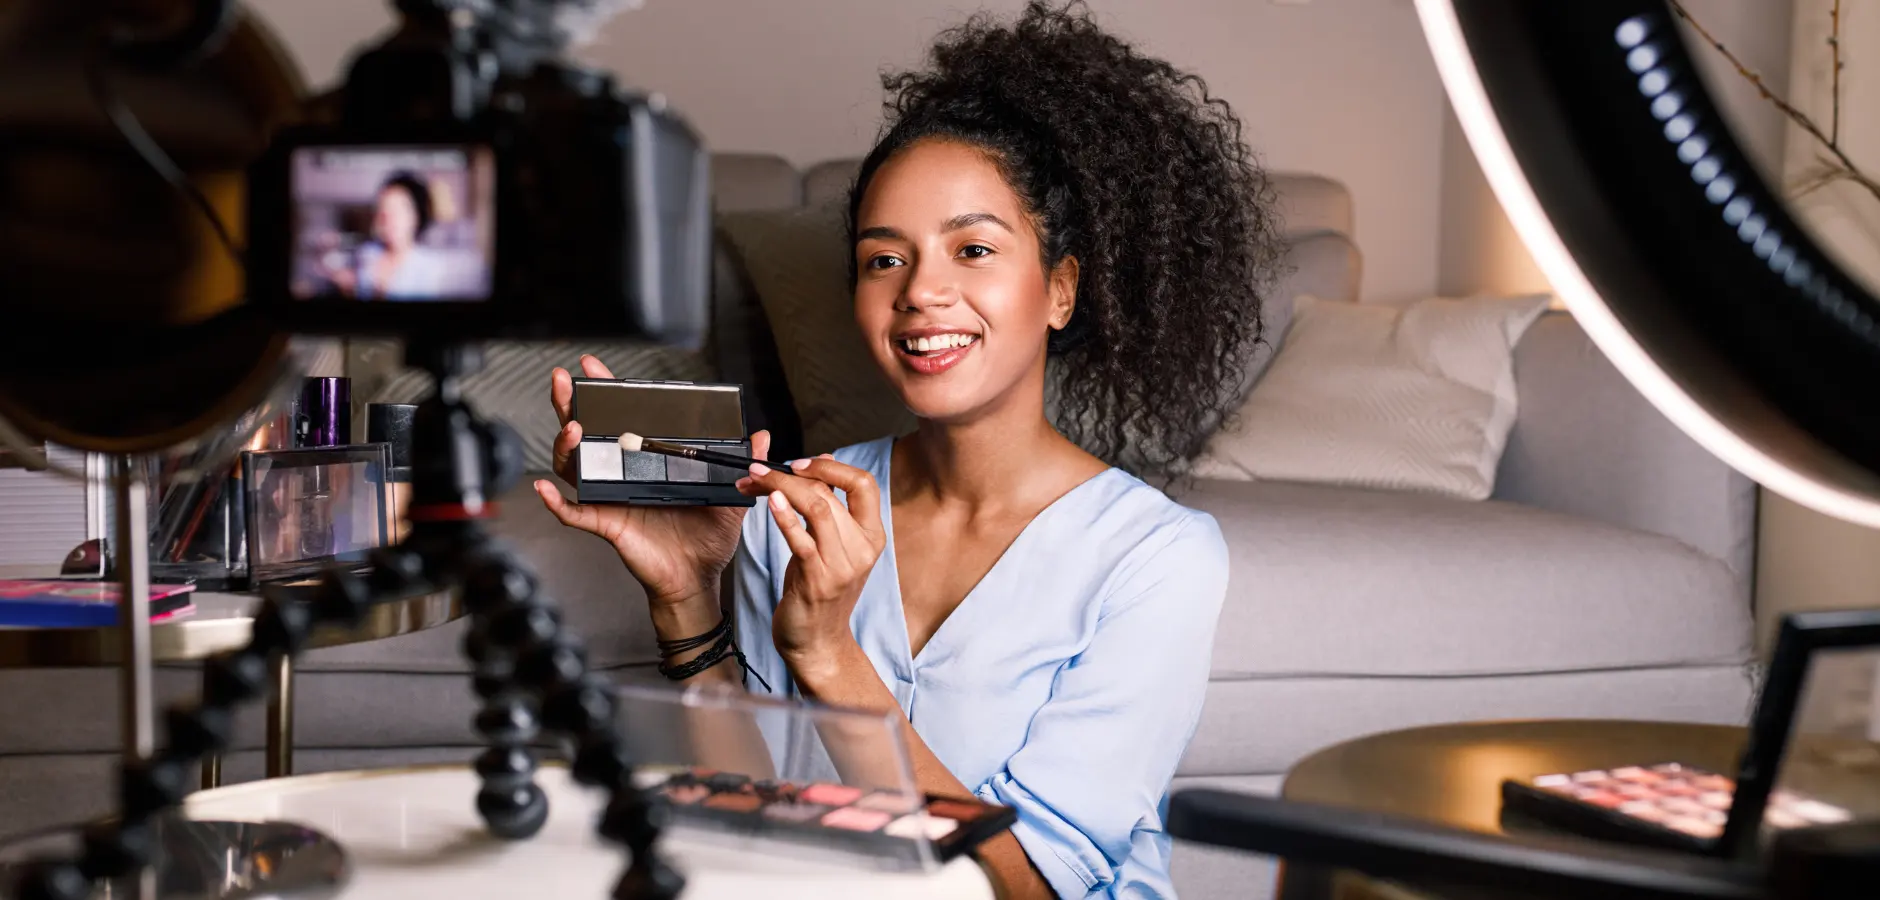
0,154,1757,899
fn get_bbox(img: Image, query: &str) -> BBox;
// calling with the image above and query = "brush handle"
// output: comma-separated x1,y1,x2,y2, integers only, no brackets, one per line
638,438,771,472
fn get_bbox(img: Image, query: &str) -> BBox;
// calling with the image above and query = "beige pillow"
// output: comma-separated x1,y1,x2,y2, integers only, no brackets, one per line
716,205,915,455
1195,294,1550,500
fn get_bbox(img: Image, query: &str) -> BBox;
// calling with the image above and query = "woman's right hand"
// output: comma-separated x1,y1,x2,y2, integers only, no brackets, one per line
534,355,766,607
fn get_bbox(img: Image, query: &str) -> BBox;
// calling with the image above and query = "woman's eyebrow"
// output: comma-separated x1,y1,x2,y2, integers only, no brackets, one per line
856,212,1012,244
944,211,1012,233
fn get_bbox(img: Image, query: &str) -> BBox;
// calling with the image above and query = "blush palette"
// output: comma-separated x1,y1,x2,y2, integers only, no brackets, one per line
1503,761,1854,853
636,767,1015,868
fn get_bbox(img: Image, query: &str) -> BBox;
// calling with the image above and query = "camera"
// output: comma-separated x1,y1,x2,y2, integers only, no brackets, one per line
245,0,712,346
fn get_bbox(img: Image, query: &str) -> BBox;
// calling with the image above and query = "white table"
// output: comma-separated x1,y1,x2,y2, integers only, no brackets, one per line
179,765,998,900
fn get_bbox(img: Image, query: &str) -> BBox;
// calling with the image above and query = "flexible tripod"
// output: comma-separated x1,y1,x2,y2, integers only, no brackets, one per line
8,342,682,900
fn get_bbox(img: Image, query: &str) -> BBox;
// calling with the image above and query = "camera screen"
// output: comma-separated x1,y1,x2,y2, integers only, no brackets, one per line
288,145,496,302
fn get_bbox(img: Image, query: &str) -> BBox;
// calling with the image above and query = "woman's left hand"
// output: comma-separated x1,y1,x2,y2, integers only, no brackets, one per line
740,456,886,676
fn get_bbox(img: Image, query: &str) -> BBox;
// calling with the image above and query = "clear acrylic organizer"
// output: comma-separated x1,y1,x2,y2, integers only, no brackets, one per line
241,444,392,585
612,682,1011,873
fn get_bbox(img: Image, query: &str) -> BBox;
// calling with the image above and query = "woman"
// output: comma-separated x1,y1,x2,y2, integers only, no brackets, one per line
328,171,451,299
536,3,1281,896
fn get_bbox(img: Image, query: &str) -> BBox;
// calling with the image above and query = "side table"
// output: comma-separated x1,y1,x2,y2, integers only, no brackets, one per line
1275,719,1880,900
0,580,462,788
0,765,1000,899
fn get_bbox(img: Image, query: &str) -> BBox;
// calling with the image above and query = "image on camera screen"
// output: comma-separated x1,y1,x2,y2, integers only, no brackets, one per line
288,145,496,302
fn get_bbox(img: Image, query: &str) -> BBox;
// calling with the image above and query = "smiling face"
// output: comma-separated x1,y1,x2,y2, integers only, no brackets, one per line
372,184,421,252
852,139,1077,425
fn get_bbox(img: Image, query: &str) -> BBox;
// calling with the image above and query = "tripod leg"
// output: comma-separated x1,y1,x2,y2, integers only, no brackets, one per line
456,543,686,900
461,546,550,840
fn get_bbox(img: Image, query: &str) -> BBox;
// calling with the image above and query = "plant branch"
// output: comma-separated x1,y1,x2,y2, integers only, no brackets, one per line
1667,0,1880,207
1832,0,1842,145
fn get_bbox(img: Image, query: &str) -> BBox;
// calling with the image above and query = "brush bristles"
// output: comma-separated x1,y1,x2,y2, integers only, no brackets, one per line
616,432,645,452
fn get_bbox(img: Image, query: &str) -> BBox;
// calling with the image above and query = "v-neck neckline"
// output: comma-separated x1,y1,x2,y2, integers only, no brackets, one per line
876,437,1117,668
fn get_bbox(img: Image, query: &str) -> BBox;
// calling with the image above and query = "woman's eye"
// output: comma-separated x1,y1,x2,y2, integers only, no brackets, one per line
959,244,993,259
866,254,904,271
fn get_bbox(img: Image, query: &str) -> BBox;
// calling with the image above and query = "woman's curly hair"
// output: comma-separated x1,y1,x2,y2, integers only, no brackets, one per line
847,0,1285,482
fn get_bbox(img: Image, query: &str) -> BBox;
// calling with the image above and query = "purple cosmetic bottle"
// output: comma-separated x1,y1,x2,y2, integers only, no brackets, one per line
296,377,352,449
292,377,353,559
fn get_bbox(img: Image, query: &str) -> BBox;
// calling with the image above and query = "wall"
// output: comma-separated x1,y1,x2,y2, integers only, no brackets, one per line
1437,0,1796,297
1756,0,1880,655
245,0,1447,305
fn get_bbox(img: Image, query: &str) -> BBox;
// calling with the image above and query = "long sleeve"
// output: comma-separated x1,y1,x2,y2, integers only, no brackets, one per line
972,514,1229,899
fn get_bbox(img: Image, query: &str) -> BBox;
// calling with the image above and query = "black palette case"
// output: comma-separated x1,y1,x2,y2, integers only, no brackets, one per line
570,378,755,507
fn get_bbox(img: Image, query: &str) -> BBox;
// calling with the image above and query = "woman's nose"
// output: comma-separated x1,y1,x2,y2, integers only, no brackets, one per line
899,260,958,311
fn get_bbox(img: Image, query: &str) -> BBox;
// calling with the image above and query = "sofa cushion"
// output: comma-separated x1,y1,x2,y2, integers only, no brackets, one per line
802,159,857,211
1270,174,1353,238
1277,231,1360,307
1198,294,1550,500
1178,479,1753,679
1495,312,1757,590
1178,664,1754,778
715,204,915,455
710,153,802,212
712,227,807,459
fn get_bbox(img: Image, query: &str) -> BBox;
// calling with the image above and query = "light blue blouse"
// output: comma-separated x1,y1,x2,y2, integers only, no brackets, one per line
733,436,1230,899
354,243,455,300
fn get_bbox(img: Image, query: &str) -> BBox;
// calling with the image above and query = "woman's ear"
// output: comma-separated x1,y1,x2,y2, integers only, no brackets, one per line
1048,255,1080,330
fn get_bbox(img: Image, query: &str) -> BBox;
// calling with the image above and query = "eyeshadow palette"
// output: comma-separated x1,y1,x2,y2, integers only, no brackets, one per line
1501,762,1854,853
569,378,755,507
634,767,1016,869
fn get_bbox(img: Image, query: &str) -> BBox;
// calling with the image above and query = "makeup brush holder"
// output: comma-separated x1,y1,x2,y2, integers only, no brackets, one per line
138,409,297,590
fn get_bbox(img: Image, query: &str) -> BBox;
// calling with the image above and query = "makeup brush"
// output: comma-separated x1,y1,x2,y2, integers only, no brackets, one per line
617,432,780,473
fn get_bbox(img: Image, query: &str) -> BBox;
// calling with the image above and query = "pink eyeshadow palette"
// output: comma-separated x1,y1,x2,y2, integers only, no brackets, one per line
1503,761,1855,853
821,807,894,831
662,783,710,806
884,813,959,841
800,783,864,806
643,767,1017,867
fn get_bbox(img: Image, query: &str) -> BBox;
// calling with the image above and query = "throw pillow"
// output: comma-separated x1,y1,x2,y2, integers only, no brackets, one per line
1194,293,1550,500
716,204,915,455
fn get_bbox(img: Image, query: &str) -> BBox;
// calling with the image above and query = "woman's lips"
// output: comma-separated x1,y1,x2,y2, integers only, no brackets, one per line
896,335,979,376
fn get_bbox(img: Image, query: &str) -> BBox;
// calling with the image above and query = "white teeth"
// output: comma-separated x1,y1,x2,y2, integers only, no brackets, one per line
903,334,977,353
